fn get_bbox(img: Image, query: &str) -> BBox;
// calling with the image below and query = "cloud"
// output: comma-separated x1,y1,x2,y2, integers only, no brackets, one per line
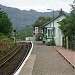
0,0,74,12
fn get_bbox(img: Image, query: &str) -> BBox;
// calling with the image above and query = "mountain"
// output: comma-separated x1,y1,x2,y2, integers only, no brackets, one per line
0,4,67,28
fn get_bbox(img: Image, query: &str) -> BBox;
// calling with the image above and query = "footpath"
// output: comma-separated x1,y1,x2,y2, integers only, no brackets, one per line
19,41,75,75
54,46,75,68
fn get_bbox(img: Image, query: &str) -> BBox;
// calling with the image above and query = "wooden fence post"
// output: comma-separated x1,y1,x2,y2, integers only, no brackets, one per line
66,36,68,49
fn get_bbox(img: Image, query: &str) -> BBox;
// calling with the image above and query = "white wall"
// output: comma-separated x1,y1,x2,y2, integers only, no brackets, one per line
45,15,66,46
26,37,35,41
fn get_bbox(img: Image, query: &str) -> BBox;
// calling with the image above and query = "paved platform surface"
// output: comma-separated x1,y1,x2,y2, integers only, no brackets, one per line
19,41,75,75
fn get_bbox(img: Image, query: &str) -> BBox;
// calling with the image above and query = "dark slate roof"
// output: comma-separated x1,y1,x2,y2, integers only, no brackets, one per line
40,13,66,28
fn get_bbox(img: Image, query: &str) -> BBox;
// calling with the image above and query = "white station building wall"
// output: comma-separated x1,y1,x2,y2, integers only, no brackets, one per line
45,15,65,46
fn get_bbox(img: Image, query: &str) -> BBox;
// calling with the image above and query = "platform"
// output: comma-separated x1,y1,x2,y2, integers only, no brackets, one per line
19,41,75,75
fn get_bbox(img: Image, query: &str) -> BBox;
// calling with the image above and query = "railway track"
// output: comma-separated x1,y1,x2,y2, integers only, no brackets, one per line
0,42,31,75
0,44,23,67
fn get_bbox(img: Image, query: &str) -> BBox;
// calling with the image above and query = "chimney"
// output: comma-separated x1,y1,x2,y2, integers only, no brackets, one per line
59,8,64,15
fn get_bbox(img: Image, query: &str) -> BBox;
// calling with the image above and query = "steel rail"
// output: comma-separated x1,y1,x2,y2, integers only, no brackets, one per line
0,44,23,67
0,45,20,61
13,42,32,75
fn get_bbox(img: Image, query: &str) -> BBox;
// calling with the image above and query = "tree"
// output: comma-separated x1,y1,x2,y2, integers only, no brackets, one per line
0,9,12,35
59,14,75,36
33,16,52,30
59,0,75,50
59,0,75,36
33,16,52,41
16,25,33,40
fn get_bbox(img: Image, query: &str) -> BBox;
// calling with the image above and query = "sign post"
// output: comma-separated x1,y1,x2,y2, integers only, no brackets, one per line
35,27,38,34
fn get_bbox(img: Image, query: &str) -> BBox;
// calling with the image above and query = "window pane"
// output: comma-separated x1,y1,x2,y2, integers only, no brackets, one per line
48,29,52,38
47,28,55,38
48,29,50,37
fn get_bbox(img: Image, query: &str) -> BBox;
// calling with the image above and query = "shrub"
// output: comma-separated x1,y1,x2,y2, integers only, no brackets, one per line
47,39,56,46
0,33,14,51
36,33,43,41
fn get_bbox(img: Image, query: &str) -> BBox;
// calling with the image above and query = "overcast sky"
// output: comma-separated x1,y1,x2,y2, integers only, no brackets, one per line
0,0,74,12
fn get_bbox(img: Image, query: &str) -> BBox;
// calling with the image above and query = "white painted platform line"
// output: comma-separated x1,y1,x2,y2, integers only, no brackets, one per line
18,55,36,75
13,41,33,75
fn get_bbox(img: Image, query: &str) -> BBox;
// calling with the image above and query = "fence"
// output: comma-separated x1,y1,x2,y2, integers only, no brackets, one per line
62,36,75,51
68,36,75,51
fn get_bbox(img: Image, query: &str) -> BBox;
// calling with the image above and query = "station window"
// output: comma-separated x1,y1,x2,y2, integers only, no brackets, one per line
47,28,55,38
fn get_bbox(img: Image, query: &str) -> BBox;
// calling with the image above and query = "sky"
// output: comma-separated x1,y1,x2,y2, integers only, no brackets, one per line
0,0,74,12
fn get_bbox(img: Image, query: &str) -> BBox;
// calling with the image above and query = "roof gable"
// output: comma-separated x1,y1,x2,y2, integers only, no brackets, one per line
40,13,66,28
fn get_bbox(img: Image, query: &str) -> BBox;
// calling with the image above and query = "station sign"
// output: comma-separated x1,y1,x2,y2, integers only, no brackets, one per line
35,27,38,33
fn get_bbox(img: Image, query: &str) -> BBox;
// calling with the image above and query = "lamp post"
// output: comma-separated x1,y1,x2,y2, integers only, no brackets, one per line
47,9,54,41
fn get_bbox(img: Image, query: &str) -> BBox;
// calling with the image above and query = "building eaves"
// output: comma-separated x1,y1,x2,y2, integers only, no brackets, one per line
40,13,66,28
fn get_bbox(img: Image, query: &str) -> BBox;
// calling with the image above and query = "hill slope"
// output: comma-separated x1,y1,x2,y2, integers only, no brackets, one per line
0,4,67,28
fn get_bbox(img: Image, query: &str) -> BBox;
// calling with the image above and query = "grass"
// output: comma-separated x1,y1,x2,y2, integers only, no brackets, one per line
0,33,16,58
0,33,14,52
